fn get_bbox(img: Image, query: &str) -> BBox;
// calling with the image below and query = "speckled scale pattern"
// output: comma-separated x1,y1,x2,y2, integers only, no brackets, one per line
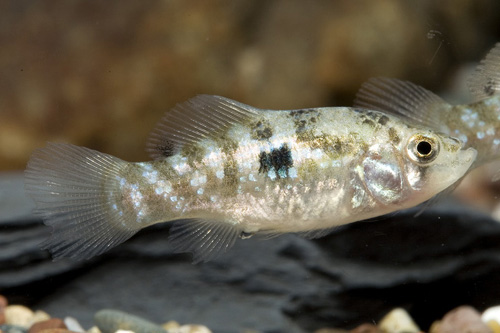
111,102,473,235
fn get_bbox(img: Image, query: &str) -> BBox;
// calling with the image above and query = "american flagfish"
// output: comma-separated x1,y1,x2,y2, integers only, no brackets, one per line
25,81,478,263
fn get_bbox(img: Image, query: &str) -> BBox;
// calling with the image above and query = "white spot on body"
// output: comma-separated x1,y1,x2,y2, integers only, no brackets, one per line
288,167,298,178
248,174,256,181
216,169,224,179
170,196,177,202
197,188,204,195
477,132,485,140
142,170,158,184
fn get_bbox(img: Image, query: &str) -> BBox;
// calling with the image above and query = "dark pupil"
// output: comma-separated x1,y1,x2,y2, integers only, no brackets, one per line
416,141,432,156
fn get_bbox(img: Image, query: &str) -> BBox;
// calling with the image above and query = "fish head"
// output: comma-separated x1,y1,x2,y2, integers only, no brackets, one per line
360,128,476,207
401,130,476,195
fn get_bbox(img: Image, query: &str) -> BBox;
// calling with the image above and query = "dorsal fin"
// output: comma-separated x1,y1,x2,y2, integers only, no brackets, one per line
468,43,500,100
353,77,451,132
147,95,260,159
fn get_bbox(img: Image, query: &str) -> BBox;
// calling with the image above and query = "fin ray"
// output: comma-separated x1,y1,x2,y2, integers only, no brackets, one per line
468,43,500,100
296,226,342,239
168,219,241,263
354,77,451,132
25,143,139,260
147,95,260,159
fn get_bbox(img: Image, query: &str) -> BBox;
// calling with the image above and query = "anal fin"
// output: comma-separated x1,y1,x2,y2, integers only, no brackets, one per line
168,219,242,263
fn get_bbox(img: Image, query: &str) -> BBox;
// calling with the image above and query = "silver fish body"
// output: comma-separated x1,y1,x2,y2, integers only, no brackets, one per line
25,94,475,262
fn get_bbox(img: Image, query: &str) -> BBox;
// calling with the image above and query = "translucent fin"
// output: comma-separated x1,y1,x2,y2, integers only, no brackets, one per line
354,77,451,132
468,43,500,100
168,219,242,263
414,177,464,217
296,226,342,239
147,95,260,159
492,170,500,182
24,143,139,260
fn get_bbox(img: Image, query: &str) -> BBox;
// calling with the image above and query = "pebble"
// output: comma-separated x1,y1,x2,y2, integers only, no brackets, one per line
350,323,381,332
486,320,500,333
28,318,66,333
162,321,180,331
483,306,500,325
0,295,8,325
314,328,349,333
0,323,28,333
378,308,420,333
63,317,85,333
94,309,166,333
31,311,51,326
434,306,492,333
5,305,35,328
176,325,212,333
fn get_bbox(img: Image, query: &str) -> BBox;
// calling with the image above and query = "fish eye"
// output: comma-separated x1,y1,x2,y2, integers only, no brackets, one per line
407,134,439,164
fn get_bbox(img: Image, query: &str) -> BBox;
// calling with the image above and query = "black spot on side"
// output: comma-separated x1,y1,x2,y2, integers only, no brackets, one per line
259,151,271,174
378,115,389,125
259,144,293,179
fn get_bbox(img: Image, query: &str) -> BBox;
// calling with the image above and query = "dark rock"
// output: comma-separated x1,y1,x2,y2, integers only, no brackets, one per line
2,173,500,332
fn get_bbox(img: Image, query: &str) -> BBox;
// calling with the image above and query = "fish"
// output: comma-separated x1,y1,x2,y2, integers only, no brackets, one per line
354,43,500,175
25,91,476,263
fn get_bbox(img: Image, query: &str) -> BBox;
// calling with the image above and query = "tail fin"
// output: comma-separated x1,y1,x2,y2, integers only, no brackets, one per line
25,143,138,260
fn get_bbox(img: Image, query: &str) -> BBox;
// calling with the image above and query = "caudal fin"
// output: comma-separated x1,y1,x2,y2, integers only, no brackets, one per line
25,143,138,260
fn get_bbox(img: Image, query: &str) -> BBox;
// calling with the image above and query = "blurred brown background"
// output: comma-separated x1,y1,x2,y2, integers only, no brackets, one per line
1,0,500,171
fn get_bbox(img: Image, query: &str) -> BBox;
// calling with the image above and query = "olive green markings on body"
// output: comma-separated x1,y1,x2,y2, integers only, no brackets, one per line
250,119,273,141
362,118,376,127
296,158,320,182
222,157,239,194
378,115,390,126
181,143,206,167
289,109,320,140
308,134,343,158
388,127,401,145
